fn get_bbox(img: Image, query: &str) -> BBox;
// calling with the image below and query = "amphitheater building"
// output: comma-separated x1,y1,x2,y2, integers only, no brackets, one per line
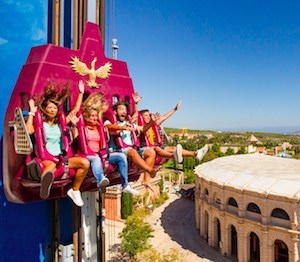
195,154,300,262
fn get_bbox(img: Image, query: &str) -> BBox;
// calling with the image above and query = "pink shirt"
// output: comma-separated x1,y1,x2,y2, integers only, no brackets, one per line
87,129,101,152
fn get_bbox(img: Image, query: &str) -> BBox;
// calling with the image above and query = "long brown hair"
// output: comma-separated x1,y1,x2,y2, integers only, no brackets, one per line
83,92,108,126
35,81,70,123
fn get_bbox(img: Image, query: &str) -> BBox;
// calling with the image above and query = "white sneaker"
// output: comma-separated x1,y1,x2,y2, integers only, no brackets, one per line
173,144,183,163
196,144,209,161
122,185,139,195
98,176,110,188
67,188,84,207
40,171,54,199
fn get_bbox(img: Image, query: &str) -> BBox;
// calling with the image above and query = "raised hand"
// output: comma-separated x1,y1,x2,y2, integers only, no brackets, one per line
128,111,138,124
121,124,135,131
151,112,160,122
28,99,37,113
132,91,142,103
78,80,84,94
175,100,182,111
68,110,79,126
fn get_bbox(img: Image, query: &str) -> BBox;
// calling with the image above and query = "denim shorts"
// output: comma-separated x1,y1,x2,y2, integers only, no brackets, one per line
138,146,151,159
115,146,150,159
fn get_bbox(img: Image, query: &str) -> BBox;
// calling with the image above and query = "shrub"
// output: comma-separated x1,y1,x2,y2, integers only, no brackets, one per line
121,192,133,219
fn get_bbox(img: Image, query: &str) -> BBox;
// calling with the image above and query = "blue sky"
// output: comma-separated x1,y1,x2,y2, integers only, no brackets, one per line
111,0,300,133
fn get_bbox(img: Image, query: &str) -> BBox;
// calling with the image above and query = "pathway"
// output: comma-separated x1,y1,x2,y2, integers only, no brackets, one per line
106,193,232,261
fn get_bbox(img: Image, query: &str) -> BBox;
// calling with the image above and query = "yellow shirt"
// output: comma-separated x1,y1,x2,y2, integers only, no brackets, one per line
147,126,155,145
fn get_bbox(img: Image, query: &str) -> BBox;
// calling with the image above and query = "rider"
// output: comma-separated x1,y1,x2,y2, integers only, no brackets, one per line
140,101,208,162
26,81,90,207
103,95,181,192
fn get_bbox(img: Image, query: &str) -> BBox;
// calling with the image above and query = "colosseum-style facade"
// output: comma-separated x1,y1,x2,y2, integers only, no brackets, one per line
195,154,300,262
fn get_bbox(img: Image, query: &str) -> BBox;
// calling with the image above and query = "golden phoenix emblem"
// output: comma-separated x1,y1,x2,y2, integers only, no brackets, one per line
69,57,112,88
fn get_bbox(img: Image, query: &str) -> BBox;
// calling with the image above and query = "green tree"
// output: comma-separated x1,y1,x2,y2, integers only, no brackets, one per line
212,143,220,153
226,148,235,155
135,248,187,262
119,213,154,259
158,179,164,194
202,152,219,163
121,192,133,219
237,146,246,154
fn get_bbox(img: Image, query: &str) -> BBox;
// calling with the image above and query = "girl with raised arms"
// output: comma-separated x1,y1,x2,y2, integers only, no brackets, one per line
26,80,90,207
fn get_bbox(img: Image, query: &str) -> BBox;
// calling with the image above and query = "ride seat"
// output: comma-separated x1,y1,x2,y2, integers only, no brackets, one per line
26,109,76,184
137,113,167,165
76,111,116,174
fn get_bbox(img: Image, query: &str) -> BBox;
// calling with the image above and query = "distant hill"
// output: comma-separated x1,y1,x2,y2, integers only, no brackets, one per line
292,131,300,135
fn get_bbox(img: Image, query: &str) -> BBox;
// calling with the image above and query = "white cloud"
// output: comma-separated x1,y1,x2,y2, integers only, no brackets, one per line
31,28,46,41
0,37,8,45
15,2,34,13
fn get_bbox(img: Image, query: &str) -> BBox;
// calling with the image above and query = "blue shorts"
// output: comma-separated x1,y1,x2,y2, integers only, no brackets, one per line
138,147,151,159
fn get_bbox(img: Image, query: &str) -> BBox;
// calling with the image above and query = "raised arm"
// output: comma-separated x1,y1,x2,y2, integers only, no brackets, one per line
132,91,142,124
26,99,37,135
156,100,181,126
138,112,159,133
68,111,79,139
104,122,135,135
66,80,84,124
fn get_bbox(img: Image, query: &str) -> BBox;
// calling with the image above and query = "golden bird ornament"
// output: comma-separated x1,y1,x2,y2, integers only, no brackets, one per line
69,57,112,88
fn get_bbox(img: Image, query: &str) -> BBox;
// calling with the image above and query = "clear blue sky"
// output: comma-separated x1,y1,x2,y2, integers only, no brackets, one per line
111,0,300,133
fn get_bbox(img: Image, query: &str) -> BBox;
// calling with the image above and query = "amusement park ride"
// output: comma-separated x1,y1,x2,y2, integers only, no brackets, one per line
2,22,167,261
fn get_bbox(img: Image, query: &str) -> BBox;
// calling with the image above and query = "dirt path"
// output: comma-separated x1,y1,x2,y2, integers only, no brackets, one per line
106,193,232,261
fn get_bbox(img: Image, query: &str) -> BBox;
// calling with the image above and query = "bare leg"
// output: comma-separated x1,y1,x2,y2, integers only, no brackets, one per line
141,148,158,192
41,160,57,177
69,157,90,190
40,160,56,199
153,146,174,159
127,148,160,177
165,146,197,157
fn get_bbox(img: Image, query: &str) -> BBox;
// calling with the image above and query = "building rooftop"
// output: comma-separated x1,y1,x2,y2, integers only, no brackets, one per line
195,154,300,199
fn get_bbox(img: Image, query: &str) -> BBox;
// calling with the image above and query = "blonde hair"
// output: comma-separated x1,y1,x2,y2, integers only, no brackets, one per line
83,92,108,125
35,81,70,123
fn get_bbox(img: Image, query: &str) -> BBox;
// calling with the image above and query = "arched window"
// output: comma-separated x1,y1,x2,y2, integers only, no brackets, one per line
247,203,261,214
124,96,130,104
63,97,70,113
271,208,290,220
228,197,238,207
205,188,209,196
112,95,119,105
83,92,89,103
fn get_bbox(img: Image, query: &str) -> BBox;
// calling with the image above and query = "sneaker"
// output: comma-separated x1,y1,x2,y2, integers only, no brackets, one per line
98,176,110,188
122,185,139,195
40,171,54,199
67,188,84,207
196,144,209,161
173,144,183,163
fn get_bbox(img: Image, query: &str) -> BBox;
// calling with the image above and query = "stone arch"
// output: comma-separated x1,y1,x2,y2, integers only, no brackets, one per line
228,197,238,207
274,239,288,262
227,197,238,215
204,210,209,242
246,202,261,222
212,216,221,248
270,208,290,228
247,203,261,214
249,232,260,262
230,224,238,258
204,188,209,201
213,191,221,206
271,208,290,220
205,188,209,196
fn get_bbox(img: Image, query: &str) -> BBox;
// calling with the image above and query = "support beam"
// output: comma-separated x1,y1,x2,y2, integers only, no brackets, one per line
51,199,60,262
73,205,82,262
